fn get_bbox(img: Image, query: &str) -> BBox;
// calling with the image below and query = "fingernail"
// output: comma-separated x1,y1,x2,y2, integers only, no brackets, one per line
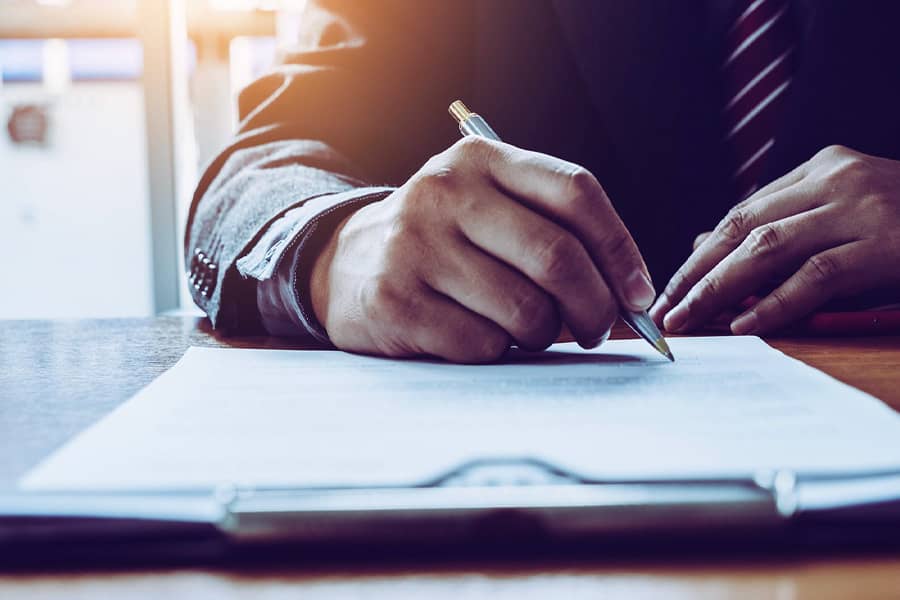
664,303,689,332
624,272,656,310
731,312,758,335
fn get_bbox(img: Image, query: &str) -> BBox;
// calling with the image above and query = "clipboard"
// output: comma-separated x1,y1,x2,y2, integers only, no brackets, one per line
5,458,900,568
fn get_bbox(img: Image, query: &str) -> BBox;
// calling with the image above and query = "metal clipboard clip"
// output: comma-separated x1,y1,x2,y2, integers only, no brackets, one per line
220,458,785,543
6,460,900,556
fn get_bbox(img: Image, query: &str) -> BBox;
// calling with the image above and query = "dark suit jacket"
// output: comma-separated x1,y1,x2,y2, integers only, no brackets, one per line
186,0,900,331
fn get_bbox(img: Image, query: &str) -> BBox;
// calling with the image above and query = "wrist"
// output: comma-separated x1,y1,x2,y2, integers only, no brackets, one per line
310,211,356,329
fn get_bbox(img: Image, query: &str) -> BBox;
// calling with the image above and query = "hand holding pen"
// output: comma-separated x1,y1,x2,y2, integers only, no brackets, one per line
306,100,670,362
450,101,672,360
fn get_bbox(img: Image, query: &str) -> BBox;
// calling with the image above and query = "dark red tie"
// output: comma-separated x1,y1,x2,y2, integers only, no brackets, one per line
722,0,797,200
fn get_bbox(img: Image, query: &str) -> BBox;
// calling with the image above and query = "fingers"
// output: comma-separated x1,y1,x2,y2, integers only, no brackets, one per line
650,233,711,325
455,183,618,347
410,288,513,363
734,161,809,210
423,236,562,351
661,207,848,333
365,276,512,363
654,179,818,322
650,168,809,325
457,137,654,312
693,231,712,251
730,240,881,335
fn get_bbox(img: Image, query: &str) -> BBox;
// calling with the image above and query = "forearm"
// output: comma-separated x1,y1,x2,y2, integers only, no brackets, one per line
184,136,377,331
185,0,469,331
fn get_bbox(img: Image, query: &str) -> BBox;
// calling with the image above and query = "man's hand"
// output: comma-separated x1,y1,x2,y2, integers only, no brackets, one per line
310,137,655,362
651,145,900,335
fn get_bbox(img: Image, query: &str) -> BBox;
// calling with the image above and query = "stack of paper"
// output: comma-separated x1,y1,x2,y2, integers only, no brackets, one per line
22,337,900,491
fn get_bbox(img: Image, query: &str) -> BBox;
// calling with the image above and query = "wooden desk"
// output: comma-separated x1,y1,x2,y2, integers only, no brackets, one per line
2,317,900,599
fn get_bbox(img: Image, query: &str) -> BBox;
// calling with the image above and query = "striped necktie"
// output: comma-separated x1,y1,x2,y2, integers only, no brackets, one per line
722,0,797,200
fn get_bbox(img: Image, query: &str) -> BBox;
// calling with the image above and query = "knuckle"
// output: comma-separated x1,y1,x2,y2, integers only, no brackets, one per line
471,332,509,363
453,135,494,163
819,144,850,160
816,146,871,189
508,289,554,335
717,208,754,243
804,253,842,288
768,289,792,313
533,234,580,285
405,166,467,221
601,229,637,264
745,224,783,257
564,165,600,200
414,165,461,197
832,157,869,187
688,274,722,310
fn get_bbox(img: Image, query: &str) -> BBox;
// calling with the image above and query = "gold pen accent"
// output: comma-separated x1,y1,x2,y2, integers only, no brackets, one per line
656,338,675,362
449,100,502,141
449,99,472,123
449,100,674,362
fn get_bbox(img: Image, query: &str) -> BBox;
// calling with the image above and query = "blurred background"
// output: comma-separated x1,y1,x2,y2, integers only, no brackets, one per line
0,0,303,318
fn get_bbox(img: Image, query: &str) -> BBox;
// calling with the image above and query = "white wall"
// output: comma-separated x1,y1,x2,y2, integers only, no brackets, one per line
0,82,154,318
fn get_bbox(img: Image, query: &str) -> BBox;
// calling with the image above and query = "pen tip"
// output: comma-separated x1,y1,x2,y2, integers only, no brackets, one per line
655,339,675,362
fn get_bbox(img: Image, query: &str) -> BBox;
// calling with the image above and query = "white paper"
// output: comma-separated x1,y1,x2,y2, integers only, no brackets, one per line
21,337,900,491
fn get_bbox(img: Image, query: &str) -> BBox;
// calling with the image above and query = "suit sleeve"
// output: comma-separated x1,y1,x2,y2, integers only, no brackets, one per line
184,0,473,332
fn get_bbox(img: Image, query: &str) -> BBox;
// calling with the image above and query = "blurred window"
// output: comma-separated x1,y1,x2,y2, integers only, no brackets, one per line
1,37,153,319
1,1,290,319
68,38,143,81
0,39,44,82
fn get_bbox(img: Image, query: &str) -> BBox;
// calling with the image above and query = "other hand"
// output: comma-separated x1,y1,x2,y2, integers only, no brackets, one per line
310,136,655,362
651,145,900,335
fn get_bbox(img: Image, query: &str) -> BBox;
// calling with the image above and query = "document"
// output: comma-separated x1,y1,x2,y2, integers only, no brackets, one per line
21,337,900,491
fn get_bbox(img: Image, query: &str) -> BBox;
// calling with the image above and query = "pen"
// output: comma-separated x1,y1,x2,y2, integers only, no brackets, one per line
449,100,674,361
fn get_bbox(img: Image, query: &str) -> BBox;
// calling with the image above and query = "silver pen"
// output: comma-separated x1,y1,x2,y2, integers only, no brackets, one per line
449,100,674,362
